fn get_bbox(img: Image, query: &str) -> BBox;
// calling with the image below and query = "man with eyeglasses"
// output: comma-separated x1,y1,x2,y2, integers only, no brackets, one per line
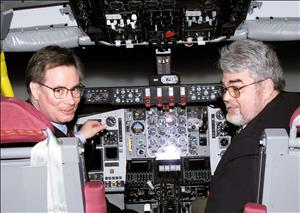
204,40,300,212
25,45,127,213
25,45,106,141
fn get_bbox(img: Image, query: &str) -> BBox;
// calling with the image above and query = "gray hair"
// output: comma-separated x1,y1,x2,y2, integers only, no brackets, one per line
25,45,84,95
218,39,285,90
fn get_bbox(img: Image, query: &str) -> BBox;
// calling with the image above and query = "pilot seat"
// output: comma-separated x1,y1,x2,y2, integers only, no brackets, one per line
0,96,107,213
245,106,300,213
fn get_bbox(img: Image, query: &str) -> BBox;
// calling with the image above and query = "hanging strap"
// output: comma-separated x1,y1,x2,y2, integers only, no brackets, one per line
31,128,67,213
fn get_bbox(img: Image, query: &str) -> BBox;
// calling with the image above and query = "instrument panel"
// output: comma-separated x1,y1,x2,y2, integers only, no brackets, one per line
75,104,231,212
83,83,222,107
125,107,209,159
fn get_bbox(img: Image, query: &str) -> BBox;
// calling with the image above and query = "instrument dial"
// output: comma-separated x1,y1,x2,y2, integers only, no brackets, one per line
158,118,166,126
148,127,156,136
106,116,116,127
147,117,156,126
166,116,176,126
177,108,186,115
131,121,144,135
149,138,157,146
216,110,225,120
166,126,177,135
178,126,186,134
158,127,166,136
178,116,186,125
103,130,118,144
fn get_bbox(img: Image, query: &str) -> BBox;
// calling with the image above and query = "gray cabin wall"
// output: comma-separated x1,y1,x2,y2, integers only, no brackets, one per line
4,41,300,100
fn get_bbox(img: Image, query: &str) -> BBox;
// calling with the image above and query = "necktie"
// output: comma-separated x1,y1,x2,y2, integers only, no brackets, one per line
235,126,244,135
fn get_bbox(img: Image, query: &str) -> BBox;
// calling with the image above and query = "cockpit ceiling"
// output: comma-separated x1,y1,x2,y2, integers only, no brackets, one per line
68,0,251,49
1,0,300,51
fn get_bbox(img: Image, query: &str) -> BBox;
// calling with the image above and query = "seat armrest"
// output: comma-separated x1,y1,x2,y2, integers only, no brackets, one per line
0,97,54,144
84,182,107,213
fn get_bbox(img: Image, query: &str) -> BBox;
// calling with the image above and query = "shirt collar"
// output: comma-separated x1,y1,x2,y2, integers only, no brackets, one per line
51,122,68,135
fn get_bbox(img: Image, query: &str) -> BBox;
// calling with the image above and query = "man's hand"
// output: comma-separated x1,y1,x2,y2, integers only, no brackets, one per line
79,120,107,140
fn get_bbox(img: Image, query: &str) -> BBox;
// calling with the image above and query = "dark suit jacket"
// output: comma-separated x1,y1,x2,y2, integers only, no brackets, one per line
53,126,68,137
205,92,300,213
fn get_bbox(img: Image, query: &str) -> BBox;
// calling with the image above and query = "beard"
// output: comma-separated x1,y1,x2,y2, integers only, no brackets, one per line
226,110,247,127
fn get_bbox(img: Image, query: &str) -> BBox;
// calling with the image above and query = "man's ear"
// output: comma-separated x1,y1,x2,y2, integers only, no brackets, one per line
29,82,40,100
263,79,275,101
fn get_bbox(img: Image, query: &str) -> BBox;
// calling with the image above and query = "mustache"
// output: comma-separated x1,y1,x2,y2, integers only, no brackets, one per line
224,102,239,109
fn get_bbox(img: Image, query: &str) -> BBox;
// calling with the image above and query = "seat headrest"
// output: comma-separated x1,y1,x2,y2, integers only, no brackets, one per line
290,106,300,133
0,97,54,144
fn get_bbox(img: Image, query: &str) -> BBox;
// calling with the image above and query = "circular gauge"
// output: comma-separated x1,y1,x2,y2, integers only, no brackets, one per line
178,137,187,144
158,118,166,126
147,108,156,116
188,121,197,130
166,116,176,126
166,109,176,116
133,109,145,120
166,126,177,135
216,110,225,120
158,127,166,136
159,137,167,145
137,149,145,156
103,131,118,144
147,117,156,125
188,119,203,131
178,126,186,135
177,107,186,115
220,138,229,147
187,111,196,118
188,136,197,145
137,139,144,146
106,116,116,127
217,122,229,136
157,110,165,116
131,121,144,135
178,116,186,125
149,138,157,146
168,137,177,145
148,127,156,136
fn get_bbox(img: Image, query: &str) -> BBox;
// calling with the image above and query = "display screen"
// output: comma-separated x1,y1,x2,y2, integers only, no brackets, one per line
128,160,152,172
185,158,210,170
105,147,119,160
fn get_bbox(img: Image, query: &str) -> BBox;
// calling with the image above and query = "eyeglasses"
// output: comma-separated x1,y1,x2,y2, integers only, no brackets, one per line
221,79,265,98
37,82,85,99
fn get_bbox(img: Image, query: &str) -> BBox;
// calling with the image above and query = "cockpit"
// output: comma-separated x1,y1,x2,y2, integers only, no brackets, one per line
1,1,300,213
